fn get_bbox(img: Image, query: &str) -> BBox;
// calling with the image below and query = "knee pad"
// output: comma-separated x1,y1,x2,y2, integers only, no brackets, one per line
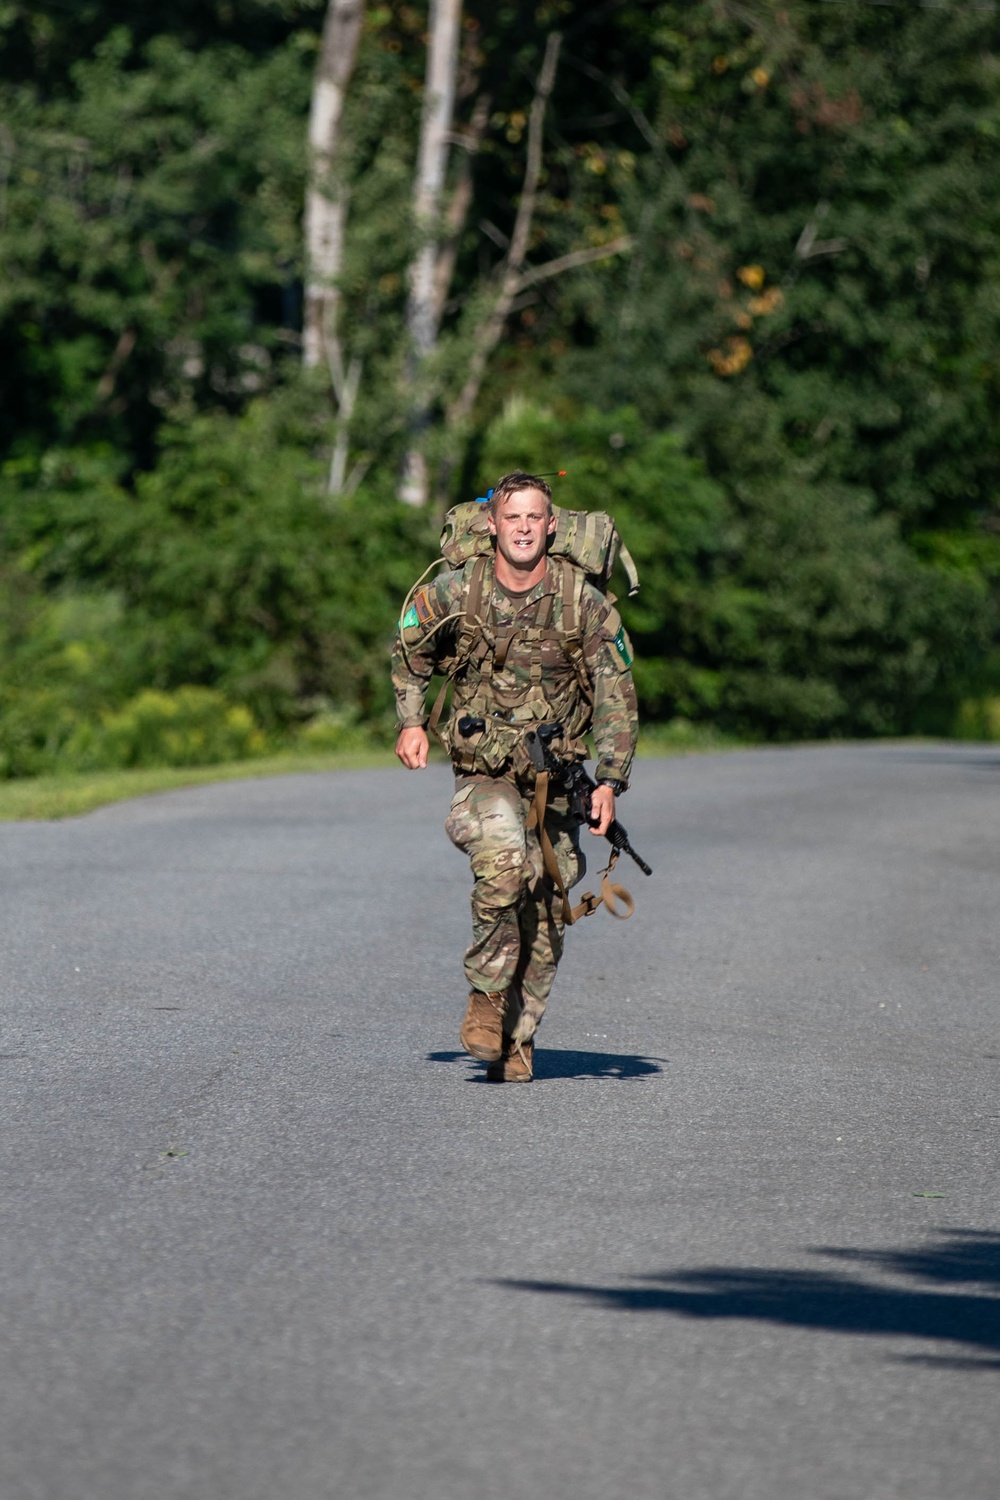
472,852,529,913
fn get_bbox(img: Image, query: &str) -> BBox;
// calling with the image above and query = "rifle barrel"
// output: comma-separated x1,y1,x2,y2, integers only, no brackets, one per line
622,843,653,877
608,820,653,876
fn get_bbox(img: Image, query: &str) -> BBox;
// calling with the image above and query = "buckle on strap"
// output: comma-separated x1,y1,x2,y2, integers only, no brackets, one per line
492,626,516,669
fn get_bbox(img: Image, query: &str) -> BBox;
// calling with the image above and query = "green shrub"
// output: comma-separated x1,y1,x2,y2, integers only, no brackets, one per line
0,402,435,741
69,687,267,769
954,697,1000,741
294,707,375,754
0,571,139,777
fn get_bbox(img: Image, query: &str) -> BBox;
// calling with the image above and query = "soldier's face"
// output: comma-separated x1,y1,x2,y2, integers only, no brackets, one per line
488,488,556,571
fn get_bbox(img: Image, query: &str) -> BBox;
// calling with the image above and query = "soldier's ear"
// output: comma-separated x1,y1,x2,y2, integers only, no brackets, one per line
547,510,557,535
487,512,498,536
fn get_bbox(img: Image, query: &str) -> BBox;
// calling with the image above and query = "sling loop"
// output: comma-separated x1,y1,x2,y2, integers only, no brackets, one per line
526,768,634,925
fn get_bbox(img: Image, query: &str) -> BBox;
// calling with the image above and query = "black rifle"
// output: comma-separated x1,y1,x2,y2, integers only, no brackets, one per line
458,714,652,877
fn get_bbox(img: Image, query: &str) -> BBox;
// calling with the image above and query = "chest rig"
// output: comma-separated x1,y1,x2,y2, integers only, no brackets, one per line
430,555,593,776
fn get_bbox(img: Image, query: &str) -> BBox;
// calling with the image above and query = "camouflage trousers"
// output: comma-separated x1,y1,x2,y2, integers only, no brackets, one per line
445,773,585,1044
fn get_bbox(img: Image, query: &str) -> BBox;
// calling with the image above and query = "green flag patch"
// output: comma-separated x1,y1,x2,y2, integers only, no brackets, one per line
613,625,633,667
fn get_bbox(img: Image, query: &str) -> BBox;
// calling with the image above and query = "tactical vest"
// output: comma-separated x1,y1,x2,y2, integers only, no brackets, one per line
433,554,593,776
404,498,640,779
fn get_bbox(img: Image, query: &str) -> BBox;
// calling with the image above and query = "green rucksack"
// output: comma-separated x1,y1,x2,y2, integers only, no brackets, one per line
438,500,640,597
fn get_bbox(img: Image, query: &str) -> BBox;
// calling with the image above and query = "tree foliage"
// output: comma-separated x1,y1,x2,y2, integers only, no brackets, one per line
1,0,998,773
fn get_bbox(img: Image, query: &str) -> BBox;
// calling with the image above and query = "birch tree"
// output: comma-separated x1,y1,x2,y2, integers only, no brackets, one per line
303,0,365,493
398,0,463,507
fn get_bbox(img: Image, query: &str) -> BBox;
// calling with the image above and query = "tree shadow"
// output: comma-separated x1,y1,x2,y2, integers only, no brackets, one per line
496,1229,1000,1368
426,1048,665,1081
881,748,1000,771
815,1228,1000,1287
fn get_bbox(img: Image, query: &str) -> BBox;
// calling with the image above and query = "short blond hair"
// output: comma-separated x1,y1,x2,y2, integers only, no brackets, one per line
489,471,553,517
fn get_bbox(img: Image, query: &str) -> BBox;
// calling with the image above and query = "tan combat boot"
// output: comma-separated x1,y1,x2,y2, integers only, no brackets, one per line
460,990,507,1061
486,1036,534,1083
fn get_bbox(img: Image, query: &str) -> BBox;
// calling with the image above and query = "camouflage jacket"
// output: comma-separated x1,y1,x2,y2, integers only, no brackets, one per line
391,555,638,786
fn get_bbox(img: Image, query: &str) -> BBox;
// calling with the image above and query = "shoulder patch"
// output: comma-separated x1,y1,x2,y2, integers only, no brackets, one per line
613,624,634,668
401,584,442,633
414,586,436,624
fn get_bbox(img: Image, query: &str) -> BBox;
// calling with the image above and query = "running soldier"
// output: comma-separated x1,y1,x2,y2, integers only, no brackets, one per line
392,472,638,1082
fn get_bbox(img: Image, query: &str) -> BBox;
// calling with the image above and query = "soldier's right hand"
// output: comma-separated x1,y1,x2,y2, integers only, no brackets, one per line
395,726,429,769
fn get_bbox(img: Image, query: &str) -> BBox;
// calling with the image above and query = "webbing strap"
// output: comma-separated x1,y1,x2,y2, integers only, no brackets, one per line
595,855,634,920
618,539,640,597
560,557,578,638
526,770,569,920
493,626,515,669
466,555,488,621
427,677,450,741
558,559,592,703
488,571,555,681
526,771,634,925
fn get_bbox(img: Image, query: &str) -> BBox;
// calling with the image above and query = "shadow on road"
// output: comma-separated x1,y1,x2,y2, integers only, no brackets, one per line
496,1229,1000,1367
880,748,1000,771
426,1048,665,1081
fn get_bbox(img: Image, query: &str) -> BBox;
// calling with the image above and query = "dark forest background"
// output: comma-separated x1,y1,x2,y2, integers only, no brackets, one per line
2,0,999,775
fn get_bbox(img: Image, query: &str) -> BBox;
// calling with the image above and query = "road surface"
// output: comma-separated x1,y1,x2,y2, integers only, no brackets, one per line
2,743,998,1499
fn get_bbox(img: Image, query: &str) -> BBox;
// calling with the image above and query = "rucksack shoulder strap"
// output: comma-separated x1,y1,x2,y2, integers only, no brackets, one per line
451,555,493,674
559,556,583,636
558,559,593,701
464,554,490,622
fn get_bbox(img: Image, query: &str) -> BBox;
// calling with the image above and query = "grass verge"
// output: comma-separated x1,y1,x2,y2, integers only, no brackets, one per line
0,724,740,822
0,749,402,821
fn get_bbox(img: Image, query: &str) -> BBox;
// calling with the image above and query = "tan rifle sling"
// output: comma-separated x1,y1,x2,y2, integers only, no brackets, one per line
526,769,634,925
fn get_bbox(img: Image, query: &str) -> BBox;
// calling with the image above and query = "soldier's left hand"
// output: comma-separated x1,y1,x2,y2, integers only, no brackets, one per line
589,784,615,837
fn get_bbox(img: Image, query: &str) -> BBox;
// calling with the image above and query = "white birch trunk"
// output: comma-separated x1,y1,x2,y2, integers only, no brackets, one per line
399,0,463,507
303,0,365,374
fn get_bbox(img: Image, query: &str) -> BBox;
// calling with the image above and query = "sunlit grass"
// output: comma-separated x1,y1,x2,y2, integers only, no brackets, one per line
0,750,401,821
0,726,743,822
635,720,741,755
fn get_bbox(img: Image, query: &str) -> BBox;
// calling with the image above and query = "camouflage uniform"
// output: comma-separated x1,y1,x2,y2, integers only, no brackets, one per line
392,554,637,1044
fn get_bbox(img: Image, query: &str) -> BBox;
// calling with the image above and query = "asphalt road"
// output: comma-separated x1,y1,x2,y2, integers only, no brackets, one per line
2,743,999,1500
